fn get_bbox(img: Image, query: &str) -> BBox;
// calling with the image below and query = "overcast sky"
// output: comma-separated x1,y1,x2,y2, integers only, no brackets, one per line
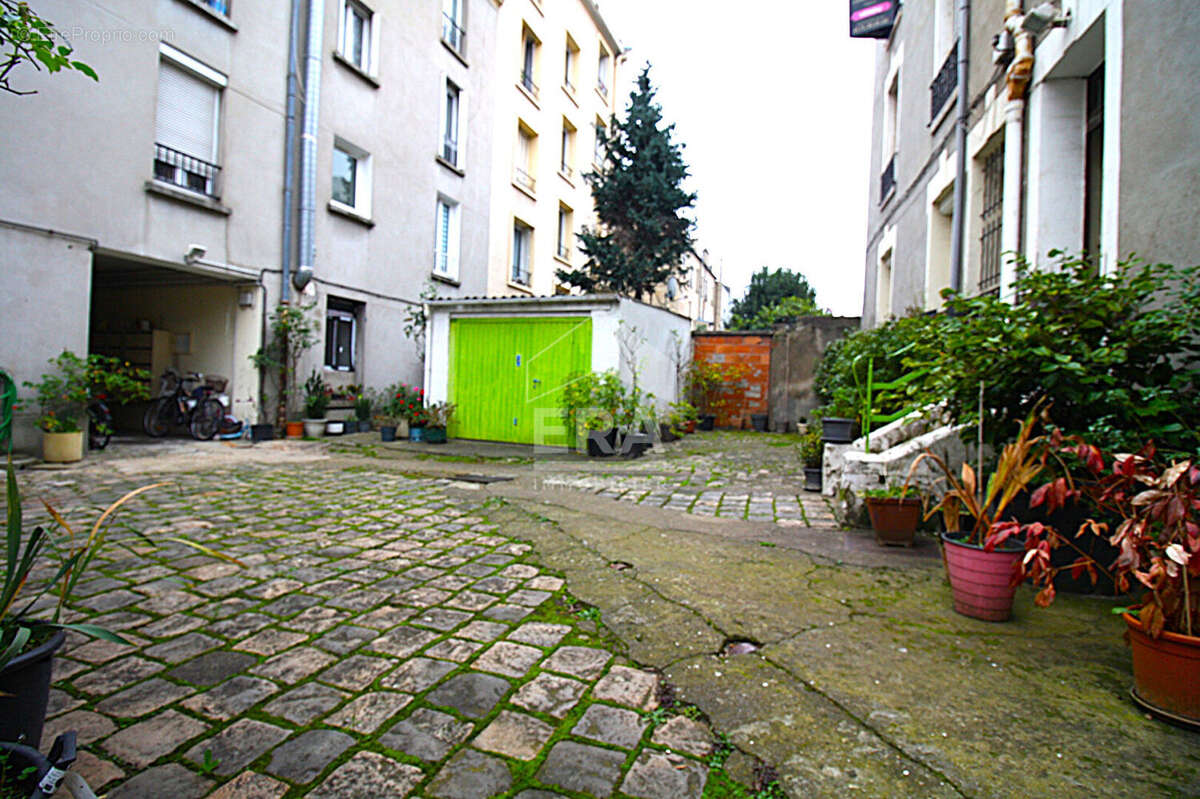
595,1,877,318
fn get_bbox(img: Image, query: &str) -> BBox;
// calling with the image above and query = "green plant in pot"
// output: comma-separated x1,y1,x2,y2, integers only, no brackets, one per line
667,401,698,435
422,401,455,444
562,371,624,456
249,302,319,428
800,422,823,492
1,458,240,748
301,371,329,438
861,485,922,548
999,438,1200,725
354,393,372,432
906,407,1054,622
24,351,150,463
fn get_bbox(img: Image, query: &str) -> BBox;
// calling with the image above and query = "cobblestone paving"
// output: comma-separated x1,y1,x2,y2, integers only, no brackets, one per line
538,432,840,528
19,465,720,798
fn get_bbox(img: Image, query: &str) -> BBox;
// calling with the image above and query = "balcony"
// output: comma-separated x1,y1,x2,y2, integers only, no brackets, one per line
513,166,536,193
442,13,465,53
519,70,539,100
880,154,896,202
930,43,958,123
153,143,221,198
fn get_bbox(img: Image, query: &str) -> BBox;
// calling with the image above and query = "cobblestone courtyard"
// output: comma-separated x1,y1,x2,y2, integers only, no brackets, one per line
8,431,1200,798
22,465,718,798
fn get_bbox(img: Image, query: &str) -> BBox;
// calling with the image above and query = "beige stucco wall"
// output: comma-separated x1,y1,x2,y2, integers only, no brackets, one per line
485,0,622,297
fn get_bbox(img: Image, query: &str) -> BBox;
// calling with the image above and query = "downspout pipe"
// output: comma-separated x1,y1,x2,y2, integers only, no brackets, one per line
1001,0,1034,297
296,0,325,293
947,0,970,294
280,0,302,302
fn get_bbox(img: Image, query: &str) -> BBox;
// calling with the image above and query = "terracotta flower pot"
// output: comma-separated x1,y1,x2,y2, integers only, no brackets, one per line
1124,612,1200,726
941,533,1023,622
285,421,304,439
866,496,921,547
42,431,83,463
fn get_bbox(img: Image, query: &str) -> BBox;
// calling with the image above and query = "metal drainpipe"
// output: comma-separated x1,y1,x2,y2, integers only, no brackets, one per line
296,0,326,292
1001,1,1034,297
948,0,971,294
281,0,302,301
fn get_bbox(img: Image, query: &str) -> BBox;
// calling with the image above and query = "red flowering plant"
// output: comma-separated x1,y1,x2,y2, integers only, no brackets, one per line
990,437,1199,639
409,406,432,428
385,382,421,421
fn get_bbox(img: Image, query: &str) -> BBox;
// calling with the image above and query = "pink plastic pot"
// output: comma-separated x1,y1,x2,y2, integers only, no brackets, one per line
941,533,1023,622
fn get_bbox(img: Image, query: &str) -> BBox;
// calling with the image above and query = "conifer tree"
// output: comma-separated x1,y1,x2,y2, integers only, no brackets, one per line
557,65,696,300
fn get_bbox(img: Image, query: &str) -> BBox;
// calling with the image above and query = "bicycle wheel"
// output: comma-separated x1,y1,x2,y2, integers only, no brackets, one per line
190,398,223,441
88,407,111,450
143,398,173,437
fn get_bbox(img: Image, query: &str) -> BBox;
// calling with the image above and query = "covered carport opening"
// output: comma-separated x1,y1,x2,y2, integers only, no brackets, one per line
88,250,263,434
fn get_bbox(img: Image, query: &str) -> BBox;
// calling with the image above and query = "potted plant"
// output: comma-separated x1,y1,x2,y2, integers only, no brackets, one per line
907,408,1049,622
0,458,240,746
561,371,623,456
388,383,419,440
667,401,697,436
24,352,149,463
354,393,372,433
249,302,319,435
423,402,455,444
800,422,823,492
408,405,430,442
1000,439,1200,725
862,485,922,547
302,371,328,437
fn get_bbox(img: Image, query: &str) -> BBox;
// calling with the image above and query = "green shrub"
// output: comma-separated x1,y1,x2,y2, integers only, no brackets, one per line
916,254,1200,456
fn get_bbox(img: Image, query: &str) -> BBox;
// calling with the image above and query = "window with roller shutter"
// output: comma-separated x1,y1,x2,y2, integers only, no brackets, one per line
153,45,224,197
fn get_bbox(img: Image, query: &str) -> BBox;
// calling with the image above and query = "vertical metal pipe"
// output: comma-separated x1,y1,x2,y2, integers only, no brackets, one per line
948,0,971,294
281,0,302,301
297,0,326,290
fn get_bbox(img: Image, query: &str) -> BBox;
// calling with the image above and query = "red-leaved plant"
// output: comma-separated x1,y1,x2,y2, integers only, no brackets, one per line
989,439,1199,639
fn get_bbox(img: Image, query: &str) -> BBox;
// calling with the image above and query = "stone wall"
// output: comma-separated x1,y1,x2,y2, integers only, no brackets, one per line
692,333,771,429
767,316,861,431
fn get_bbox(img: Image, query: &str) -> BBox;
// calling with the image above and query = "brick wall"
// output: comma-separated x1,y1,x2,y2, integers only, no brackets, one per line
692,333,772,428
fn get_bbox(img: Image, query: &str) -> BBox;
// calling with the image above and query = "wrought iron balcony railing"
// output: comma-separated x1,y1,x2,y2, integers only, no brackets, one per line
442,13,465,52
930,43,958,123
153,143,221,197
880,153,896,202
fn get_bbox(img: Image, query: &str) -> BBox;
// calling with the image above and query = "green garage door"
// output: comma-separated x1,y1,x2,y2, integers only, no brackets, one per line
449,316,593,446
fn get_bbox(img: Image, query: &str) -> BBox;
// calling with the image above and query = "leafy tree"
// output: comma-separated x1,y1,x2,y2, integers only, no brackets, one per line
729,268,818,328
732,295,828,330
557,65,695,300
1,1,98,95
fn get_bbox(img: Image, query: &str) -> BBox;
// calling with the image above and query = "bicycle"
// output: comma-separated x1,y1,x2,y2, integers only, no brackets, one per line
142,368,226,441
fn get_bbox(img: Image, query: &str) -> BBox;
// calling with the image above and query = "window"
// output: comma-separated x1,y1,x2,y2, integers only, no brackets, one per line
556,205,573,261
978,145,1004,296
199,0,230,16
435,198,461,279
332,138,371,215
154,45,225,197
597,46,610,98
880,71,899,202
515,123,536,192
520,26,540,99
560,117,576,178
442,0,465,54
338,0,374,74
324,298,361,371
593,117,606,165
876,248,894,322
512,220,532,285
563,34,579,94
442,79,462,167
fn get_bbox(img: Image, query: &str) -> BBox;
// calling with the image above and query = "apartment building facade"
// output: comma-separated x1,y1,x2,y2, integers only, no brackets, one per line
0,0,501,449
860,0,1200,328
649,247,729,330
484,0,622,297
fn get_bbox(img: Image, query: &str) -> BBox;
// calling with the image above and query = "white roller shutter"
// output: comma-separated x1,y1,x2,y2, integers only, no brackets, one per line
156,61,217,162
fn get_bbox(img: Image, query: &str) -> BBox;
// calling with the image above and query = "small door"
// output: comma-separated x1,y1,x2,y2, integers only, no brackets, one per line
449,316,592,445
